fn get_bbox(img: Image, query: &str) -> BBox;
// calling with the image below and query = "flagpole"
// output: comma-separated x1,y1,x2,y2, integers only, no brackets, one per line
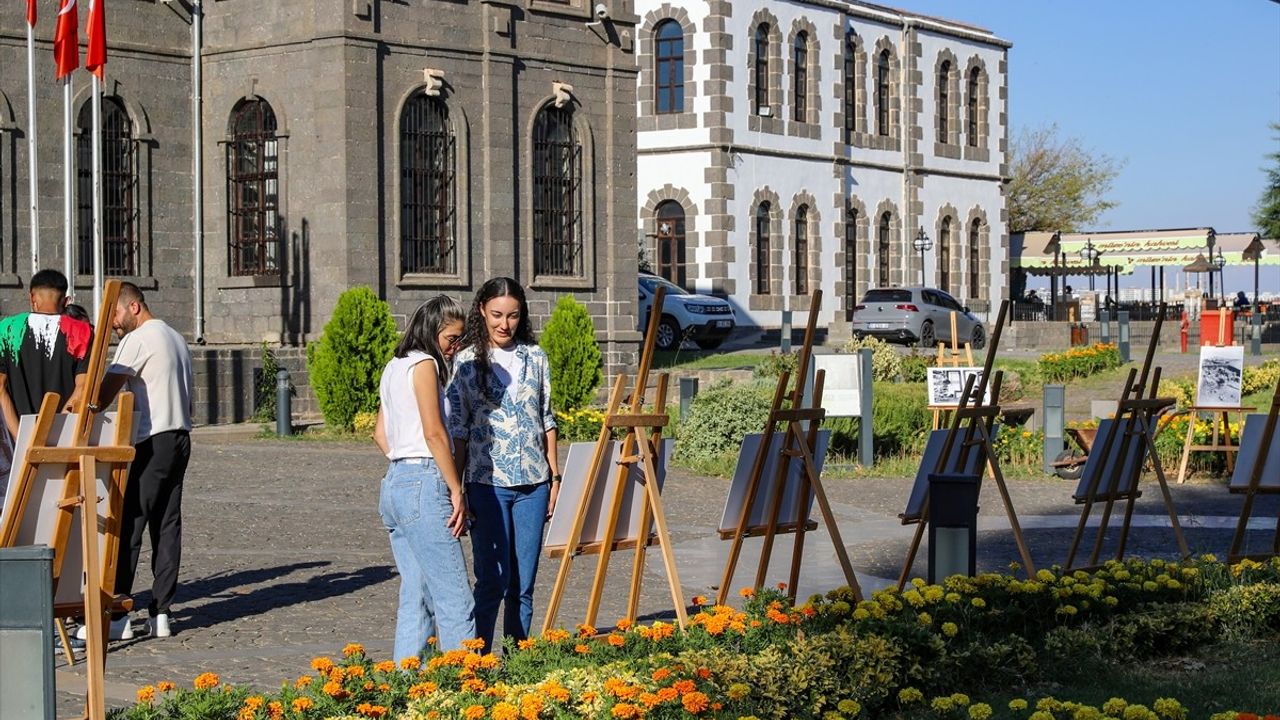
63,76,73,290
92,75,103,312
26,20,41,274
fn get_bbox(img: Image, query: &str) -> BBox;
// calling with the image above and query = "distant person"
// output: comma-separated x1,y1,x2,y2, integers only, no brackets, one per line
1064,284,1075,298
1234,291,1251,310
94,283,194,641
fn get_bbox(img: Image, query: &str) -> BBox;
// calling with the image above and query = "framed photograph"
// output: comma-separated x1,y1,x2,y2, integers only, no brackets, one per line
1196,346,1244,408
926,367,990,407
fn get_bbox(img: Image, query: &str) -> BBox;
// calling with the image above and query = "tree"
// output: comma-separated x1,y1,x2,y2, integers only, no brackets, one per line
541,295,603,412
306,287,399,431
1006,123,1123,233
1253,123,1280,245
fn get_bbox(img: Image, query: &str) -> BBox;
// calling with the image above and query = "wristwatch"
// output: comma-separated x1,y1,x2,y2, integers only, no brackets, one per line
551,474,562,484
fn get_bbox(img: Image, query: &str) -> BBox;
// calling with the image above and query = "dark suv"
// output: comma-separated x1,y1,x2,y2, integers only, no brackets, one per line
851,287,986,349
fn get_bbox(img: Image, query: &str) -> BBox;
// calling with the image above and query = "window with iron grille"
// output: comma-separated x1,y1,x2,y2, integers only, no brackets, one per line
969,218,982,295
76,96,136,276
227,98,280,276
967,67,980,147
938,216,952,293
401,95,456,276
655,20,684,114
532,105,582,278
844,207,857,321
755,202,771,294
843,34,857,144
877,212,891,286
794,205,808,294
753,24,770,115
793,32,808,122
654,200,686,287
937,60,951,144
876,50,891,136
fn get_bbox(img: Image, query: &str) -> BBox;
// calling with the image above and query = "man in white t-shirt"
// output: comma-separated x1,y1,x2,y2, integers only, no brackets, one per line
94,282,194,640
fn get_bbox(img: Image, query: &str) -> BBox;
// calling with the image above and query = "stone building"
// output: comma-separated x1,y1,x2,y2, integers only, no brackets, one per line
634,0,1010,334
0,0,640,422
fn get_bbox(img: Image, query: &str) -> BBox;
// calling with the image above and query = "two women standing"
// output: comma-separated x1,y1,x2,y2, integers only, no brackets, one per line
375,278,560,659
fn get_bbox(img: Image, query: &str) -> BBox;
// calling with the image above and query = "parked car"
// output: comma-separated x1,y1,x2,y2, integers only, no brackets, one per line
638,273,736,351
851,287,986,349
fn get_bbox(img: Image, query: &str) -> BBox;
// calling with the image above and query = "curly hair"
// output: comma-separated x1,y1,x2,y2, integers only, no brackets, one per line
462,277,536,398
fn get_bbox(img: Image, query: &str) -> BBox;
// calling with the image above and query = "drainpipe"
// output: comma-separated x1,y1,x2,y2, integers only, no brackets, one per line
901,19,914,287
192,0,206,343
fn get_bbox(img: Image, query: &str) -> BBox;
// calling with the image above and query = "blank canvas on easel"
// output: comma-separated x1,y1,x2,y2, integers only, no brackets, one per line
901,426,998,522
545,438,674,554
717,430,830,536
1229,414,1280,491
1071,417,1144,503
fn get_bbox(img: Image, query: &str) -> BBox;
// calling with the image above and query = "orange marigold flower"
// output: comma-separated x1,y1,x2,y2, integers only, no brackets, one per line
400,656,422,671
408,681,439,698
356,702,388,718
517,638,536,651
750,619,762,628
462,677,487,693
490,702,519,720
461,638,486,651
291,697,314,713
427,635,438,646
691,595,707,606
542,628,570,643
777,582,787,591
611,703,642,719
616,618,633,631
362,680,375,691
346,665,366,679
656,687,678,702
193,673,220,691
311,656,334,673
682,691,710,714
136,686,156,704
574,643,591,654
607,633,626,647
479,653,501,670
651,668,672,682
694,667,711,680
266,701,283,720
638,692,661,708
156,681,176,693
672,679,696,694
463,705,486,720
237,708,255,720
373,660,395,674
738,587,755,598
342,643,365,658
576,623,597,637
322,680,348,699
295,675,313,689
244,696,265,710
711,702,723,712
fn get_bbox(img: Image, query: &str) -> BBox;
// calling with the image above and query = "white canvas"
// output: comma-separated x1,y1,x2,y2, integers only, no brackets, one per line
544,438,673,553
718,430,831,535
809,354,862,418
926,367,991,407
1196,346,1244,408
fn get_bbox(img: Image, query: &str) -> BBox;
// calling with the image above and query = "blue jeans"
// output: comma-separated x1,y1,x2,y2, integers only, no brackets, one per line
467,481,550,652
379,459,475,659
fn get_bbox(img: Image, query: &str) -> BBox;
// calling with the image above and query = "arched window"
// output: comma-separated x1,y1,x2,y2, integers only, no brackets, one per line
843,32,857,144
754,23,770,115
876,50,891,136
938,216,952,293
654,20,684,114
654,200,686,287
877,212,891,286
794,204,808,294
533,105,582,277
228,97,280,276
969,218,982,296
793,31,808,122
937,60,951,144
844,207,858,321
77,96,135,276
967,67,981,147
756,202,771,294
400,95,455,276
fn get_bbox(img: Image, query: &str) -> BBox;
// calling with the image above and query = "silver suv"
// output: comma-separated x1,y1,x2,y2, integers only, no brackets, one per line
851,287,986,349
638,273,736,351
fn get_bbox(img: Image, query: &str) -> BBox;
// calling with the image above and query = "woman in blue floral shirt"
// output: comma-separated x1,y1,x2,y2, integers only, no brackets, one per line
447,277,559,652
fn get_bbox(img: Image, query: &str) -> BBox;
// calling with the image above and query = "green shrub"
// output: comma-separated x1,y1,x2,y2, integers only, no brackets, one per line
1038,342,1123,383
899,350,935,383
252,342,282,423
825,382,929,459
753,350,798,381
305,287,399,431
541,295,603,412
843,335,902,381
675,379,775,467
1208,582,1280,641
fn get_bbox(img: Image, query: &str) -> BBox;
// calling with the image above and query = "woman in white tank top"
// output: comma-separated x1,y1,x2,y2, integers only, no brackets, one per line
373,296,475,659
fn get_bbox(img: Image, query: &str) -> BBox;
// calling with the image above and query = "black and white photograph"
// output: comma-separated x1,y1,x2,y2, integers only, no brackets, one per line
1196,346,1245,408
927,367,990,407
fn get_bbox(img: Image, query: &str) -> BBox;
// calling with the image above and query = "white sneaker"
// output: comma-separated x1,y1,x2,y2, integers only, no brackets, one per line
147,613,171,638
77,616,133,641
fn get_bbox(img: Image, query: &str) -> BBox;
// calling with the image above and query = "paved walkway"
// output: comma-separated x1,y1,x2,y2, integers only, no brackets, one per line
54,433,1278,718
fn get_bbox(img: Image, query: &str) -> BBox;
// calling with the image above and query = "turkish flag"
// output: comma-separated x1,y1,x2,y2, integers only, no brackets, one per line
53,0,79,80
26,0,36,26
85,0,106,79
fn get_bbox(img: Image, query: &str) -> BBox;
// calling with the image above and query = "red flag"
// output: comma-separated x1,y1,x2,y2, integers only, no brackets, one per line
53,0,79,80
26,0,36,26
85,0,106,79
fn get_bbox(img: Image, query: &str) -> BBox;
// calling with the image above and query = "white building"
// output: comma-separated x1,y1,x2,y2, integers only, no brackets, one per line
634,0,1010,332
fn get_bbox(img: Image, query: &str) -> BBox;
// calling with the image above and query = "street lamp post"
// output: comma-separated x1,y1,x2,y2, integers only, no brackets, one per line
1078,238,1100,292
1212,249,1227,304
1047,231,1062,321
913,227,932,287
1206,229,1217,301
1243,235,1265,357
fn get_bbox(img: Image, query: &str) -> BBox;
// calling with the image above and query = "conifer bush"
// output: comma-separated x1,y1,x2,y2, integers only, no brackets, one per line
541,295,603,412
306,287,399,431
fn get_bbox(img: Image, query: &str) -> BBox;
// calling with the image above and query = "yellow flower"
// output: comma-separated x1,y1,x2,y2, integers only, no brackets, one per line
1009,699,1028,711
461,638,487,651
838,699,862,715
193,673,220,691
463,705,486,720
941,622,959,637
156,681,175,693
899,687,924,704
292,697,314,713
342,643,365,658
491,702,519,720
970,597,987,609
969,704,994,720
136,686,156,704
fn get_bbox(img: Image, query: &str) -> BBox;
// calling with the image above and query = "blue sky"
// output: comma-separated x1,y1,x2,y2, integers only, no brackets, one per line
906,0,1280,235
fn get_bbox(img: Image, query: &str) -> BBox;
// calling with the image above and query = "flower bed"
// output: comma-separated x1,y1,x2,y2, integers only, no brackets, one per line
110,558,1280,720
1037,344,1123,384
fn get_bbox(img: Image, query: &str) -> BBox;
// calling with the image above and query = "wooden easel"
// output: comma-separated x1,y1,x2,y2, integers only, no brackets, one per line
542,285,687,632
897,300,1036,588
1064,309,1189,570
936,311,974,368
1226,376,1280,562
716,290,862,606
0,280,135,720
1177,309,1252,483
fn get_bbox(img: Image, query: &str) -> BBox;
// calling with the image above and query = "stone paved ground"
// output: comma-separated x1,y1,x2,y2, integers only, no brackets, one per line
55,431,1279,718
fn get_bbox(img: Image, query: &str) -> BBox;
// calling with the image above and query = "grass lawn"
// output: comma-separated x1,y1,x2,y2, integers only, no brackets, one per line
651,349,774,371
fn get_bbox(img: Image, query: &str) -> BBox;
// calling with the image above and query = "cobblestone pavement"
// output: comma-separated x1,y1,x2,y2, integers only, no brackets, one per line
54,432,1278,717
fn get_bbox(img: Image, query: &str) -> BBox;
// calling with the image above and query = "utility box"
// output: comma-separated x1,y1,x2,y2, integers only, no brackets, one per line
927,473,981,584
0,546,56,720
1200,309,1235,346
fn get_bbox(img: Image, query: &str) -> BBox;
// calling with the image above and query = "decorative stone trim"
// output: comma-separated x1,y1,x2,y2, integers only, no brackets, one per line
637,5,698,132
833,22,868,152
965,205,991,305
834,194,869,317
867,35,901,152
748,186,783,310
785,17,822,138
962,54,990,160
746,8,785,135
932,48,961,151
700,0,734,145
787,190,821,300
640,184,699,283
934,203,961,296
872,199,903,288
998,52,1010,177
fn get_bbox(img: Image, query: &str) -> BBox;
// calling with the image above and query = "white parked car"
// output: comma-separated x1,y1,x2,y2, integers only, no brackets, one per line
638,273,736,351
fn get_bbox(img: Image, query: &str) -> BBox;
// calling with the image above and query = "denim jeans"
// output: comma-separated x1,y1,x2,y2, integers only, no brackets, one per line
379,459,475,659
467,481,550,652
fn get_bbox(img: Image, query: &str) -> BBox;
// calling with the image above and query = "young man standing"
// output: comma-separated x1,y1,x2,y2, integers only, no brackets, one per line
95,282,194,639
0,270,93,491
